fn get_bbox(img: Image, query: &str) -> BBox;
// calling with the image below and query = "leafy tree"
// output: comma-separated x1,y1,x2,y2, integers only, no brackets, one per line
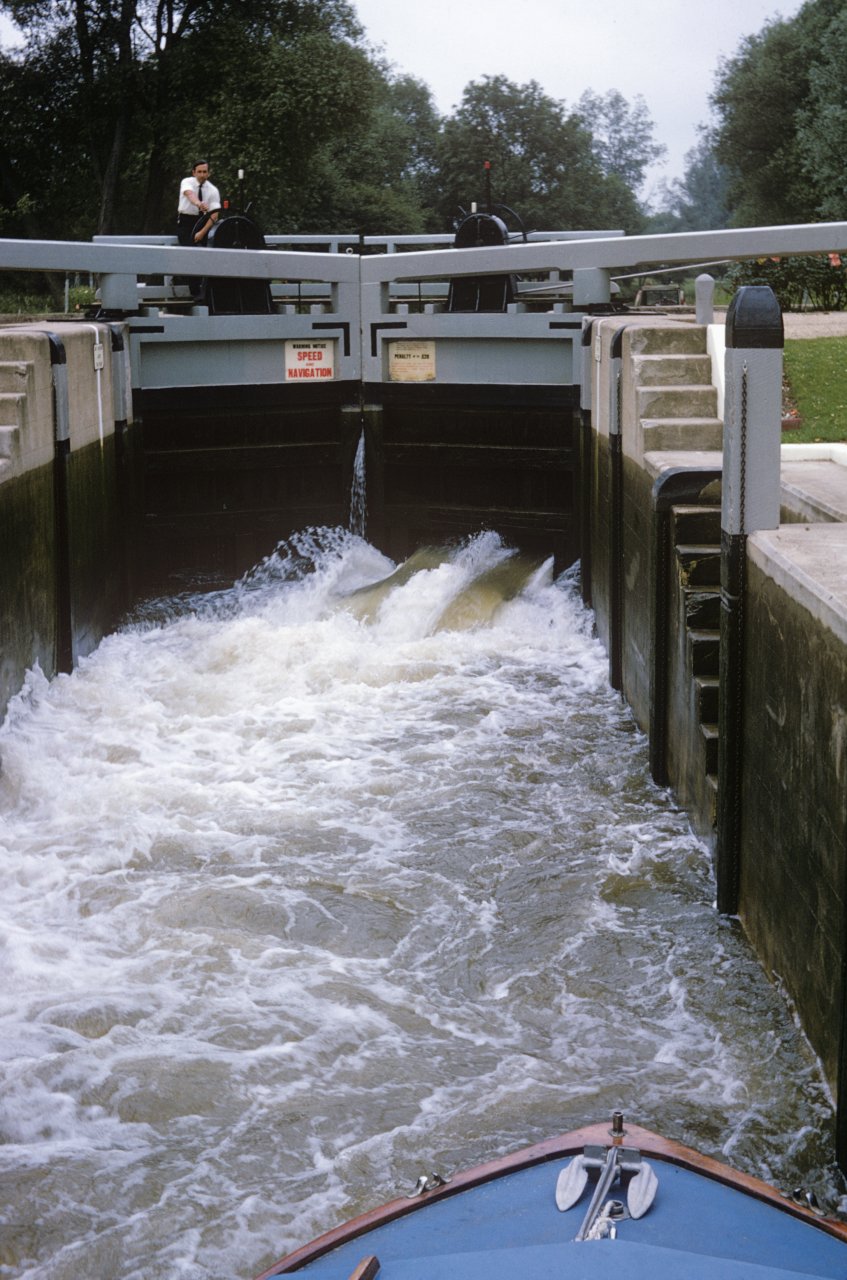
576,89,666,193
795,2,847,219
0,6,655,242
725,253,847,310
652,129,730,231
711,15,812,224
167,11,398,235
278,73,442,233
134,1,383,234
0,0,403,237
0,36,80,238
434,74,644,234
710,0,847,225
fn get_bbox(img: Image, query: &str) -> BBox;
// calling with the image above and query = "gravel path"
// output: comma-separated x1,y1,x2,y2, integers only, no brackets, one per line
710,308,847,338
783,312,847,339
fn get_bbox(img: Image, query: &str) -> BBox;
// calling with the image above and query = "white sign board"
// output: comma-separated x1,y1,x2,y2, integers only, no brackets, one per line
285,340,335,382
388,340,436,383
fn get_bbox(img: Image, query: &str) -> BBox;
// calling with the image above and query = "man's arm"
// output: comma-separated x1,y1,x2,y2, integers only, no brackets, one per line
193,210,219,242
182,183,207,212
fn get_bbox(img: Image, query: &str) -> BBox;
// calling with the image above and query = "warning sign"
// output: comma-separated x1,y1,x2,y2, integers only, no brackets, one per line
388,340,436,383
285,339,335,381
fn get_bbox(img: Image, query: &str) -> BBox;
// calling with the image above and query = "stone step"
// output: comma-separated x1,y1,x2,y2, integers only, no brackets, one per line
685,588,720,630
671,503,721,545
628,325,708,356
700,722,719,774
0,390,26,427
695,675,719,723
637,385,718,420
632,353,713,386
0,360,34,394
676,544,721,587
641,418,724,451
689,627,720,676
0,423,19,460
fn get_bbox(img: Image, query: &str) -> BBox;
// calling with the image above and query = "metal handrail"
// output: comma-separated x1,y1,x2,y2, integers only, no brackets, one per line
4,222,847,288
360,223,847,285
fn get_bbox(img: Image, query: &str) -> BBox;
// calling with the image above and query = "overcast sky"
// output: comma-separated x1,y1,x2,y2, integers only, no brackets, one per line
352,0,805,204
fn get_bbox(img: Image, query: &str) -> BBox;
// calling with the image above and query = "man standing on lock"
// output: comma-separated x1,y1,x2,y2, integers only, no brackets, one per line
176,160,222,299
177,160,221,245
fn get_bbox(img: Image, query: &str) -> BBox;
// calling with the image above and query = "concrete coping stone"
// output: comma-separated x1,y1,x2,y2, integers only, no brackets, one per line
643,450,723,481
749,525,847,645
781,461,847,522
781,442,847,467
646,448,847,521
646,447,847,475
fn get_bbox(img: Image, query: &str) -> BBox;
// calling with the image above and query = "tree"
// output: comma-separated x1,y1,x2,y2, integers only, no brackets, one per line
169,11,398,235
434,75,644,234
0,33,92,240
0,7,659,242
711,17,811,224
710,0,847,225
269,72,442,233
133,0,375,234
576,89,666,193
0,0,400,237
652,129,730,232
796,2,847,219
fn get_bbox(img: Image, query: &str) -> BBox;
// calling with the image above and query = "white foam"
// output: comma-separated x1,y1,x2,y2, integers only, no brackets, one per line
0,530,836,1279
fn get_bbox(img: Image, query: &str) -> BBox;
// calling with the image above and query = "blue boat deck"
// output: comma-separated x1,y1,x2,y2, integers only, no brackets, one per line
272,1156,847,1279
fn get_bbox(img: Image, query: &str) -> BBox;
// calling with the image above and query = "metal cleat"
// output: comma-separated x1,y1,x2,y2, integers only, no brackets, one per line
410,1172,450,1197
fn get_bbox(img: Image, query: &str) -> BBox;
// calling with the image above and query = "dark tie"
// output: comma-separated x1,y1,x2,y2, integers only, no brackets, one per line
197,183,204,203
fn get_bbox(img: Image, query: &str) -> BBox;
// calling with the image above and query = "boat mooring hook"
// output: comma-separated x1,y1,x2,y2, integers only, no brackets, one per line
410,1172,450,1196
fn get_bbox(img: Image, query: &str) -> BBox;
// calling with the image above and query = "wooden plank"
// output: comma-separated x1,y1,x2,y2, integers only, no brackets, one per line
382,503,571,531
144,443,342,472
347,1257,380,1280
384,443,572,470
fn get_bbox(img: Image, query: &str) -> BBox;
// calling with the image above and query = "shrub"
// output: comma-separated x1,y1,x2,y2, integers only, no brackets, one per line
724,254,847,311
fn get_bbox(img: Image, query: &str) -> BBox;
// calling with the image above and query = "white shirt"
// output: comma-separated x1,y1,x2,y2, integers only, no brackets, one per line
178,175,221,215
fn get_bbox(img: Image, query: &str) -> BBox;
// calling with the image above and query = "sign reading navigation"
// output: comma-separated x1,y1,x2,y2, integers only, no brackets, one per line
285,340,335,381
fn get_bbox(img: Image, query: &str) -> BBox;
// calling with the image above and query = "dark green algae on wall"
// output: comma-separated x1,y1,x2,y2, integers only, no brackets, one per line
0,460,57,715
739,543,847,1091
0,427,131,724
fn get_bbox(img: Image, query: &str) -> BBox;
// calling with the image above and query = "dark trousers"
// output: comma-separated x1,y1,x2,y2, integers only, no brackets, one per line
176,213,200,246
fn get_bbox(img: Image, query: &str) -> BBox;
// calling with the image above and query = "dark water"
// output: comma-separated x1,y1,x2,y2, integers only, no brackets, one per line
0,530,840,1279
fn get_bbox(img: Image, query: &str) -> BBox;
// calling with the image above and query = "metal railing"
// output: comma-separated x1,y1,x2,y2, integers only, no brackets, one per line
2,221,847,391
1,220,844,317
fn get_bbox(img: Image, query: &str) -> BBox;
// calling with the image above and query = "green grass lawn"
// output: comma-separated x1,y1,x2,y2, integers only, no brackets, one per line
783,337,847,443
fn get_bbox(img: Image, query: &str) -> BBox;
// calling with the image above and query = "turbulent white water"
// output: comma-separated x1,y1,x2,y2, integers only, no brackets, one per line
0,529,839,1280
347,431,367,539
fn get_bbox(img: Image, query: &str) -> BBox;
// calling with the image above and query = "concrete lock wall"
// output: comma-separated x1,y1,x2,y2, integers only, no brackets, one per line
0,323,127,719
588,313,847,1119
740,527,847,1090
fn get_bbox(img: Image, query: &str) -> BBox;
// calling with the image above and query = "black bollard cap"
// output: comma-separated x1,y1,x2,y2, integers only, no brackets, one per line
726,284,784,349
